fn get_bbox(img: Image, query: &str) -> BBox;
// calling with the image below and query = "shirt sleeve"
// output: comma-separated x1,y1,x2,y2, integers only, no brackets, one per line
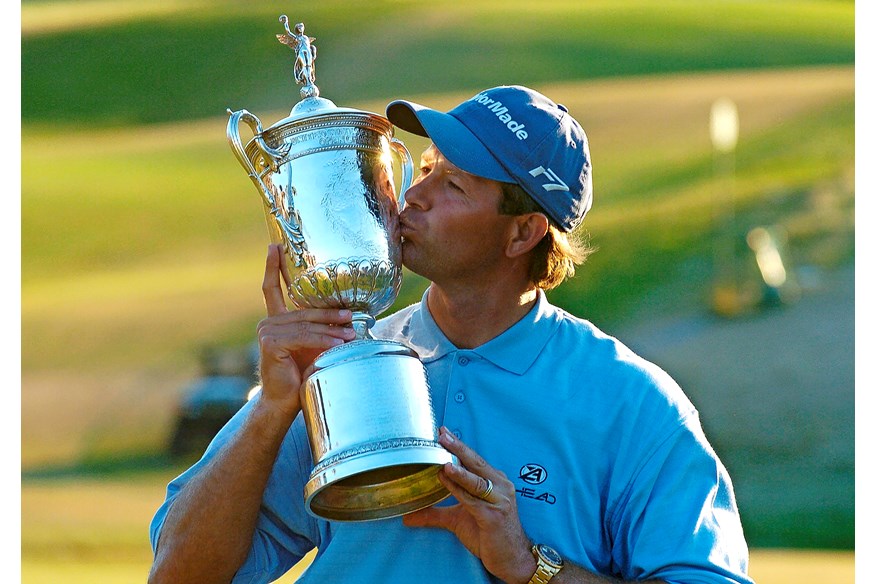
149,398,320,583
607,412,754,584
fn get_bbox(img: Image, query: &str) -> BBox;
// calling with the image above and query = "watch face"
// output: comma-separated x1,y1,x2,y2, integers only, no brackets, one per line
537,544,564,566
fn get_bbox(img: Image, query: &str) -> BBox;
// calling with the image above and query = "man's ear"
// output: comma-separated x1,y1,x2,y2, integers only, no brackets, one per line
506,213,549,258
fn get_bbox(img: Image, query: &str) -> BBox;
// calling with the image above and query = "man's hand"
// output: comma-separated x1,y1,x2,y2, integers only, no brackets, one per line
403,426,537,584
257,243,356,416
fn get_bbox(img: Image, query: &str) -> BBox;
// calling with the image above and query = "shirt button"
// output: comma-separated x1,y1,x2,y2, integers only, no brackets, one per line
458,356,470,366
454,391,466,403
451,429,462,440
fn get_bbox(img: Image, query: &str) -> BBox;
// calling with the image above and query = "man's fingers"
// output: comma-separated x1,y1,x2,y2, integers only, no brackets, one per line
438,427,492,476
402,505,453,530
439,462,496,505
258,319,356,354
277,244,294,292
436,428,509,507
263,244,289,316
260,307,354,328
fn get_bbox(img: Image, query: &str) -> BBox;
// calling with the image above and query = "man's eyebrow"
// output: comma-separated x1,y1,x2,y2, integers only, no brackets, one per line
446,166,479,182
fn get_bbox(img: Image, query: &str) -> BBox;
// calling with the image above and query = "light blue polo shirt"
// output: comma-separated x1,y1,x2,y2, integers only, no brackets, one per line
150,289,753,584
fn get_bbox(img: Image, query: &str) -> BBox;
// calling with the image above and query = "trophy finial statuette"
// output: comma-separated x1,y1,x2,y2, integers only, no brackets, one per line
277,15,319,99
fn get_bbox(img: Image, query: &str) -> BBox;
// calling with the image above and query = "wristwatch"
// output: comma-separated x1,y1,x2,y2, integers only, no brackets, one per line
527,543,564,584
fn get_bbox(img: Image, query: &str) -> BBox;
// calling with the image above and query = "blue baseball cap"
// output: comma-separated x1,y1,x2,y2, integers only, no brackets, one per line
386,85,592,231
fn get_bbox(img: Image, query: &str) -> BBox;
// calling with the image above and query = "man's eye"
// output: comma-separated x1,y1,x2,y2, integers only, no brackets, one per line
418,165,432,175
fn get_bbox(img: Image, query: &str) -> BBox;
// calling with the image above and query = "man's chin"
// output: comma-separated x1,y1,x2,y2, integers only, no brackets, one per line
400,247,426,278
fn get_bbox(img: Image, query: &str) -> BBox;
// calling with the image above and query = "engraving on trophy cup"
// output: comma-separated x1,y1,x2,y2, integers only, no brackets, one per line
226,16,453,521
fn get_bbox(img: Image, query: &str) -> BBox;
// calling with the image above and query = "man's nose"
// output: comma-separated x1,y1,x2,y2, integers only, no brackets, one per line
401,176,428,210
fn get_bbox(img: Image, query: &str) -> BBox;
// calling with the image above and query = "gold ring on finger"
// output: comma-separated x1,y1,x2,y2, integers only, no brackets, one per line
477,478,494,501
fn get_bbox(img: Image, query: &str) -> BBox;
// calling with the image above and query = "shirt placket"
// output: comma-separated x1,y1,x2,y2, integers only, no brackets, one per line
442,350,475,442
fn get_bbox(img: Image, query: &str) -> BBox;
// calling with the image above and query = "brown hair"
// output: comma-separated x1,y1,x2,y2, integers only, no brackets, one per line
499,182,594,290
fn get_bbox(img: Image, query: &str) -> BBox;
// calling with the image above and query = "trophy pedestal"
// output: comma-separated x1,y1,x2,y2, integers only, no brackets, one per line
304,440,452,521
301,340,453,521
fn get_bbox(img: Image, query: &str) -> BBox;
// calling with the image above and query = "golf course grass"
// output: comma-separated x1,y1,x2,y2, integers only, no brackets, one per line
21,1,855,581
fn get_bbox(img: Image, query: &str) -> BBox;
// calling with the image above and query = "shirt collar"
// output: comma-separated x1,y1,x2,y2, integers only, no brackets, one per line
472,289,560,374
409,287,560,375
404,288,458,363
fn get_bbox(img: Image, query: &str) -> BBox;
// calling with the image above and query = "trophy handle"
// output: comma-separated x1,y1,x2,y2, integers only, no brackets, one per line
226,108,286,188
227,108,308,268
389,137,414,207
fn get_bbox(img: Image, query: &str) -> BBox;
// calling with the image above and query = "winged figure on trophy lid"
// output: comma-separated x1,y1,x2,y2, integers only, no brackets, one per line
277,16,319,98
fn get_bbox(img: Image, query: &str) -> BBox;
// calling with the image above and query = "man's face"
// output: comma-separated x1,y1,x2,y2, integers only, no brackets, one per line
399,144,515,284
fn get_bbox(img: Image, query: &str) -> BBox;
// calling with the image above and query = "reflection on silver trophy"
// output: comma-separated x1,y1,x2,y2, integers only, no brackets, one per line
226,16,453,521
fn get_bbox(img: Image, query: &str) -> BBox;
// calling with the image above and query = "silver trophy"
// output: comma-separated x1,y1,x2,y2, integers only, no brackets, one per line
226,16,452,521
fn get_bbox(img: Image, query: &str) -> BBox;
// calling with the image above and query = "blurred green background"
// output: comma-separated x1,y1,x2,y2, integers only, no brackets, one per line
21,1,855,582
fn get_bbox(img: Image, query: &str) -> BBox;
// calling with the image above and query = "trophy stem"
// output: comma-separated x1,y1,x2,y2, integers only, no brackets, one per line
351,313,376,340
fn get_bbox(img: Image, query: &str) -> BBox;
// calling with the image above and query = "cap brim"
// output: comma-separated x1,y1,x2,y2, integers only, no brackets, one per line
386,100,513,183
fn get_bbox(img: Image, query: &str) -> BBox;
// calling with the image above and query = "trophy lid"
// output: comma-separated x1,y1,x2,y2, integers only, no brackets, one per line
267,16,382,130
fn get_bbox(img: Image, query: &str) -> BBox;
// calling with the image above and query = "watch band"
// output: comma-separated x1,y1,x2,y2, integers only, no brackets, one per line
527,544,564,584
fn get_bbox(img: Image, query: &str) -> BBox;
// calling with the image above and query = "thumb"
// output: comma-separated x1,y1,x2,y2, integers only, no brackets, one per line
402,505,455,530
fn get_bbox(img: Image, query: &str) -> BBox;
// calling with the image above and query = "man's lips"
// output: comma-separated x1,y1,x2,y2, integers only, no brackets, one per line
399,213,418,237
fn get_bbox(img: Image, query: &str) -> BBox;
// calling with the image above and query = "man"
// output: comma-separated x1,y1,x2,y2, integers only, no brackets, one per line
149,85,754,584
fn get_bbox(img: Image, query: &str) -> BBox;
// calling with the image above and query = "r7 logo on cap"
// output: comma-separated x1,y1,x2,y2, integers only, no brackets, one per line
529,166,569,192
